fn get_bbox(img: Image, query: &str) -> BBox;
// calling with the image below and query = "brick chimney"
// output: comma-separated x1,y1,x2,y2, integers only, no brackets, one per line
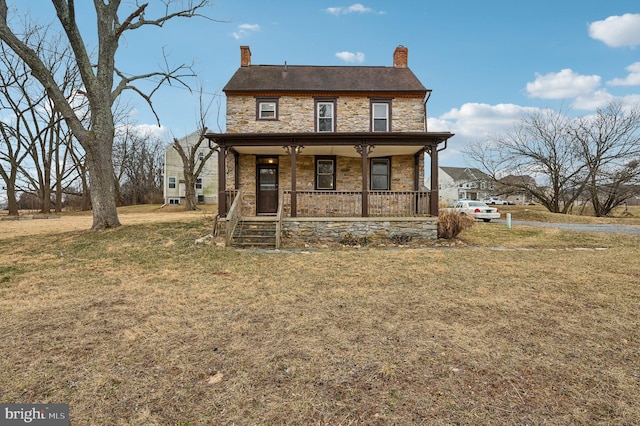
393,45,408,68
240,45,251,67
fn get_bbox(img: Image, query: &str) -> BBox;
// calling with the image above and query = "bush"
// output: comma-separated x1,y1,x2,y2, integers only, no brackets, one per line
339,232,369,246
390,234,413,245
438,209,475,239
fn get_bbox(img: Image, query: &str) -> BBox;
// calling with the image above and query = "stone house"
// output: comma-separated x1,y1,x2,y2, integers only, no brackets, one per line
163,130,218,206
206,46,454,248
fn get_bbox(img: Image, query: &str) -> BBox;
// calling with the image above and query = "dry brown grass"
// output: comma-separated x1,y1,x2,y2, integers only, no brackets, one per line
1,206,639,425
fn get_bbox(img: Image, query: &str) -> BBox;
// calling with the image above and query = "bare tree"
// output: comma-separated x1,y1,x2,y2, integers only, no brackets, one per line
0,24,88,214
571,103,640,216
0,123,25,216
466,108,588,213
172,85,217,210
467,103,640,215
113,126,164,205
0,1,210,229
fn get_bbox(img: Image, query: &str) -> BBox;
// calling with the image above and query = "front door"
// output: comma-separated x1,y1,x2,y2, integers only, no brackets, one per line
257,161,278,214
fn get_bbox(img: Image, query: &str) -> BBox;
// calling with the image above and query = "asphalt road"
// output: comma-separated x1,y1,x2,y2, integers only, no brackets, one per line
492,219,640,235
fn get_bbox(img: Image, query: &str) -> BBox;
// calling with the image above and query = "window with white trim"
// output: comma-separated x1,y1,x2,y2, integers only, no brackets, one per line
371,100,391,132
316,99,335,132
196,178,203,190
256,98,278,120
168,177,176,189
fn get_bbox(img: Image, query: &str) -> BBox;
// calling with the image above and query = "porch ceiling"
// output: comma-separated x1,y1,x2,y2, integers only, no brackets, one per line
206,131,454,158
232,144,425,157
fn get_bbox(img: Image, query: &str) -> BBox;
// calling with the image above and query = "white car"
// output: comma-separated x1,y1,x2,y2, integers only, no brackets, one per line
482,196,508,205
445,200,501,222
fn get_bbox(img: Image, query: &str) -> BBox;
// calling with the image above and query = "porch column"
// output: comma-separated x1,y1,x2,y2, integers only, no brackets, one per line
356,142,374,217
429,145,439,216
284,144,303,217
217,146,227,217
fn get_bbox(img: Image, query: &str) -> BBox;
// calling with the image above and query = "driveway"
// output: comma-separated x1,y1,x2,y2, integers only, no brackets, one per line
492,219,640,235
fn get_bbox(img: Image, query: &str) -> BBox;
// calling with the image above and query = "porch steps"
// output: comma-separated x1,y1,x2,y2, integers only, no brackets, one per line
231,219,277,249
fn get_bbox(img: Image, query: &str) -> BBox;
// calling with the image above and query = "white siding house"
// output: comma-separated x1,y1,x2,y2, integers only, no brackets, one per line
426,166,495,205
163,131,218,206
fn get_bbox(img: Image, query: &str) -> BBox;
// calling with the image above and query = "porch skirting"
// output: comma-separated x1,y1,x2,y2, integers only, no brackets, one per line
281,217,437,247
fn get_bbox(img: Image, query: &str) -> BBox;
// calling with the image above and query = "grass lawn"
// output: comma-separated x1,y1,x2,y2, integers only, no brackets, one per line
0,206,639,424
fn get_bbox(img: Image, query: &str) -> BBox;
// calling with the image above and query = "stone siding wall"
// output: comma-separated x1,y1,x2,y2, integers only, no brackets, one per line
230,153,420,215
226,95,425,133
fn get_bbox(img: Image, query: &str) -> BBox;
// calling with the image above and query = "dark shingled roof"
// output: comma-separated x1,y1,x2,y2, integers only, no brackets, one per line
223,65,427,94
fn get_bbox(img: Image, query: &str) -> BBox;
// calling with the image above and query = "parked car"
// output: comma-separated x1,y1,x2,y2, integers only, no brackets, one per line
482,196,508,205
443,200,501,222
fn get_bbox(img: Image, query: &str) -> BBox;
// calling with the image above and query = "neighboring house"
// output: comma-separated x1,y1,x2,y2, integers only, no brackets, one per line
496,174,537,205
0,185,7,210
163,130,218,205
206,45,454,248
427,167,495,205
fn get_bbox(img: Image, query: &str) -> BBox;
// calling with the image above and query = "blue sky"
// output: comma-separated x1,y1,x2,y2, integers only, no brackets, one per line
6,1,640,167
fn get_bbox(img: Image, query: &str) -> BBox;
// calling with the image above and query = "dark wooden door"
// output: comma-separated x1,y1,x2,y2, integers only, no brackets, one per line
257,164,278,214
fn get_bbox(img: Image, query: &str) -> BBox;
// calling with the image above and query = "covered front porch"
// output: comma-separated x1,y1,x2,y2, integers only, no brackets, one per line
208,132,451,216
207,131,452,248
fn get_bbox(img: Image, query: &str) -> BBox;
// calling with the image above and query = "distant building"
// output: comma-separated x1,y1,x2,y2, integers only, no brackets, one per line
163,131,218,206
496,174,537,205
427,167,495,205
0,185,7,210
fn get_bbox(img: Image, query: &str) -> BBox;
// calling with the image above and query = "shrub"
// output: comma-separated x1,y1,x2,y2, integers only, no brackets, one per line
390,234,413,245
339,232,369,246
438,209,475,239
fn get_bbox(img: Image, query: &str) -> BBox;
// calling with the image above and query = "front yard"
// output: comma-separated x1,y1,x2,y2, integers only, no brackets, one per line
0,207,638,424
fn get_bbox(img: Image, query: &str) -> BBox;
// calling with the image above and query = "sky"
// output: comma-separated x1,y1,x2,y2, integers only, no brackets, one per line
4,0,640,170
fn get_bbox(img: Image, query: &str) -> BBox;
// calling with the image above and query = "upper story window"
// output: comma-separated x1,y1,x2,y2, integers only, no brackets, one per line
371,99,392,132
315,98,336,132
168,176,176,189
256,97,279,120
196,178,203,190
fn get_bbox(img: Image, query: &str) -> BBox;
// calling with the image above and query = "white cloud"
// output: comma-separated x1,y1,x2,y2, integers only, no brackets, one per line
232,23,261,40
120,123,170,141
571,89,616,110
526,69,601,99
589,14,640,48
438,103,539,137
325,4,383,15
430,103,543,167
335,51,365,63
608,62,640,86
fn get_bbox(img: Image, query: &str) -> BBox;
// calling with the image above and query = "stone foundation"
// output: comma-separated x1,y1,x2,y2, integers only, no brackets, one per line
280,217,437,247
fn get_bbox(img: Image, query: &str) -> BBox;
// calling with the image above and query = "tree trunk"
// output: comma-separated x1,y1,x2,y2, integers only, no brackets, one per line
6,180,18,216
183,174,197,211
85,137,120,229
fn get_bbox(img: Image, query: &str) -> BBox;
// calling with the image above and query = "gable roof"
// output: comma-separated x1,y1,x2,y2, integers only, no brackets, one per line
223,65,427,95
441,167,492,182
